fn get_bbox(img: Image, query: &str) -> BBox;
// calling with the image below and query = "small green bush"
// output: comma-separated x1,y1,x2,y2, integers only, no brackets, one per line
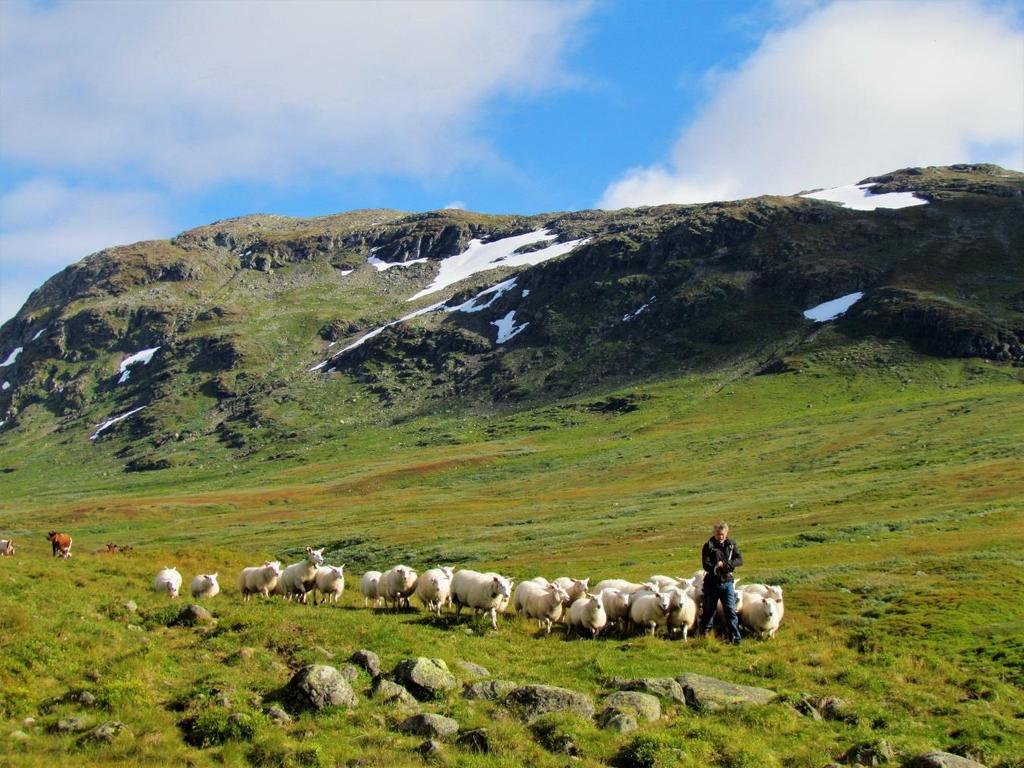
617,733,670,768
182,708,264,748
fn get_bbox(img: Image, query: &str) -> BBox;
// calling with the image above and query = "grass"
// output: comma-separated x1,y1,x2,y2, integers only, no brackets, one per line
1,344,1023,767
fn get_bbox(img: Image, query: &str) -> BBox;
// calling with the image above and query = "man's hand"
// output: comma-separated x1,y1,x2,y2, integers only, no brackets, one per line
716,560,725,570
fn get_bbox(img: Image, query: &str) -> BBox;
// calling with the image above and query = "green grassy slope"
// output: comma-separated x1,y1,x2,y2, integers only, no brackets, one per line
1,341,1022,767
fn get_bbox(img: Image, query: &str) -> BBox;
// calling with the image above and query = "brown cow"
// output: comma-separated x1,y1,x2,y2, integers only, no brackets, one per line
47,531,73,559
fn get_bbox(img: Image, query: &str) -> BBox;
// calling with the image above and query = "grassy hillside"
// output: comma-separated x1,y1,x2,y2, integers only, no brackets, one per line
2,340,1022,767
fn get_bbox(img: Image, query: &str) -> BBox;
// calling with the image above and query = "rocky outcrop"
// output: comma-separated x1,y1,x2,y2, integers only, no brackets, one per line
907,753,988,768
397,713,459,739
390,658,458,701
283,665,358,712
503,684,594,721
675,674,777,711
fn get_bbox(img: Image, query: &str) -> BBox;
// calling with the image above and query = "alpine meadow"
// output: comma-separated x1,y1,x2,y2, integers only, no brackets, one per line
1,164,1022,768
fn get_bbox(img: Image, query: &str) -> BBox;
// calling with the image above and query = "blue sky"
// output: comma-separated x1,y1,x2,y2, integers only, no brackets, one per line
1,0,1022,323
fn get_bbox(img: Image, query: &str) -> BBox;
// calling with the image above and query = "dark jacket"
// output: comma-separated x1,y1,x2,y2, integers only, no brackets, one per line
701,537,743,585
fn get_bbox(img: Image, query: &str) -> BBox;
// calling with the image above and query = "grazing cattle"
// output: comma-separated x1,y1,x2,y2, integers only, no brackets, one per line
47,531,72,558
0,539,14,556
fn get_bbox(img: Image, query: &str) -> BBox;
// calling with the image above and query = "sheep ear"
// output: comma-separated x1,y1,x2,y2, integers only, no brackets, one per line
212,573,218,579
306,547,312,554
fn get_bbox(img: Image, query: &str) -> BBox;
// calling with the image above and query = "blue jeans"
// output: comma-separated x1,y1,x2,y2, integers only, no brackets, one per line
700,580,741,642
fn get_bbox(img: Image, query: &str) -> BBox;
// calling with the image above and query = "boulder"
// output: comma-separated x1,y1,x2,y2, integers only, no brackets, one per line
52,716,90,734
456,661,490,679
455,728,491,753
265,705,291,725
416,738,445,762
596,708,637,733
372,679,419,708
351,649,381,678
398,713,460,739
504,684,594,721
675,673,777,711
908,753,988,768
173,604,214,626
340,664,359,683
462,680,517,701
284,665,358,712
391,658,458,701
610,677,686,704
602,691,661,722
81,721,130,743
841,739,895,765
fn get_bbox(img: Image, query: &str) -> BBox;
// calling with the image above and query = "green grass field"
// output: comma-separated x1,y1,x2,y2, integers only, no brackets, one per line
1,340,1023,767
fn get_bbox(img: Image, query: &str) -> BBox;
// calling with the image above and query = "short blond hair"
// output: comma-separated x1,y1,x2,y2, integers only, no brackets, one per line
712,521,729,533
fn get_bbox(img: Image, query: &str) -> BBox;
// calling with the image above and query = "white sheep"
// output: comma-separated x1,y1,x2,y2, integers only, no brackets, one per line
153,567,182,598
239,561,282,600
566,592,607,639
415,567,452,615
740,594,784,638
278,547,325,603
314,565,346,606
739,582,784,601
0,539,15,556
360,570,383,607
552,577,589,607
648,574,691,590
451,569,513,630
592,578,650,595
666,586,699,641
528,576,550,586
379,564,418,611
190,572,220,600
628,588,672,637
518,582,570,634
598,588,632,632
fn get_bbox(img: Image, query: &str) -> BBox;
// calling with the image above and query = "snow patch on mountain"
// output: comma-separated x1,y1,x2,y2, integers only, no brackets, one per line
0,347,23,367
804,292,865,322
493,311,529,343
90,406,146,441
802,184,927,211
118,347,160,383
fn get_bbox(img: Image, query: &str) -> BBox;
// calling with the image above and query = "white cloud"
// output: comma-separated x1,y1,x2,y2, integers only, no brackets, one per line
0,180,171,322
599,1,1024,208
0,0,590,189
443,201,468,210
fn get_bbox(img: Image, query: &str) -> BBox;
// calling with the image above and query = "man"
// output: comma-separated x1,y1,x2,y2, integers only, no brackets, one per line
699,521,743,644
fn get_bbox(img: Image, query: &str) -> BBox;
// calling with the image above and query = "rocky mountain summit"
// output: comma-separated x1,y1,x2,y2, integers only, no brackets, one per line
1,164,1021,472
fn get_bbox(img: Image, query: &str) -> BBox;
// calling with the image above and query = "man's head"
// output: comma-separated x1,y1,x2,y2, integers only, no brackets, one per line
712,522,729,544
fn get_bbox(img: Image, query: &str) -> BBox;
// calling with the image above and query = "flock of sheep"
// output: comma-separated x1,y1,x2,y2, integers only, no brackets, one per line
153,546,786,640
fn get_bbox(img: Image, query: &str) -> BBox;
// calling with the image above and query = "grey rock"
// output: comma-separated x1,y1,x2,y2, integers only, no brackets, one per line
123,600,138,613
173,604,213,626
463,680,517,701
416,738,445,762
398,713,459,738
340,664,359,683
81,721,130,743
596,707,637,733
456,661,490,678
53,716,90,734
391,658,458,701
372,678,419,707
284,665,358,711
841,739,895,765
21,717,36,728
610,676,686,704
455,728,490,753
504,684,594,721
265,705,291,724
351,649,381,678
796,694,823,720
676,673,777,711
602,691,661,722
908,753,988,768
126,624,142,632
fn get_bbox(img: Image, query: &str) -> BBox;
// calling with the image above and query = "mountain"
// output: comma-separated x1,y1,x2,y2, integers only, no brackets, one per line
0,164,1021,475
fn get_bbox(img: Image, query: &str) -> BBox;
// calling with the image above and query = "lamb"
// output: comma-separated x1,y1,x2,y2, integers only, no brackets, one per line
314,565,346,606
666,586,699,641
153,567,182,598
648,575,691,590
415,567,452,615
0,539,14,556
598,588,632,632
379,565,418,611
628,588,672,637
190,573,220,600
278,547,325,603
360,570,384,608
451,569,513,630
566,592,607,638
517,582,570,634
552,577,589,607
739,594,784,639
239,561,282,600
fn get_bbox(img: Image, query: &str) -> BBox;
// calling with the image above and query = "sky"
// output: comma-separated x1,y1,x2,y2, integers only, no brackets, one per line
1,0,1022,324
